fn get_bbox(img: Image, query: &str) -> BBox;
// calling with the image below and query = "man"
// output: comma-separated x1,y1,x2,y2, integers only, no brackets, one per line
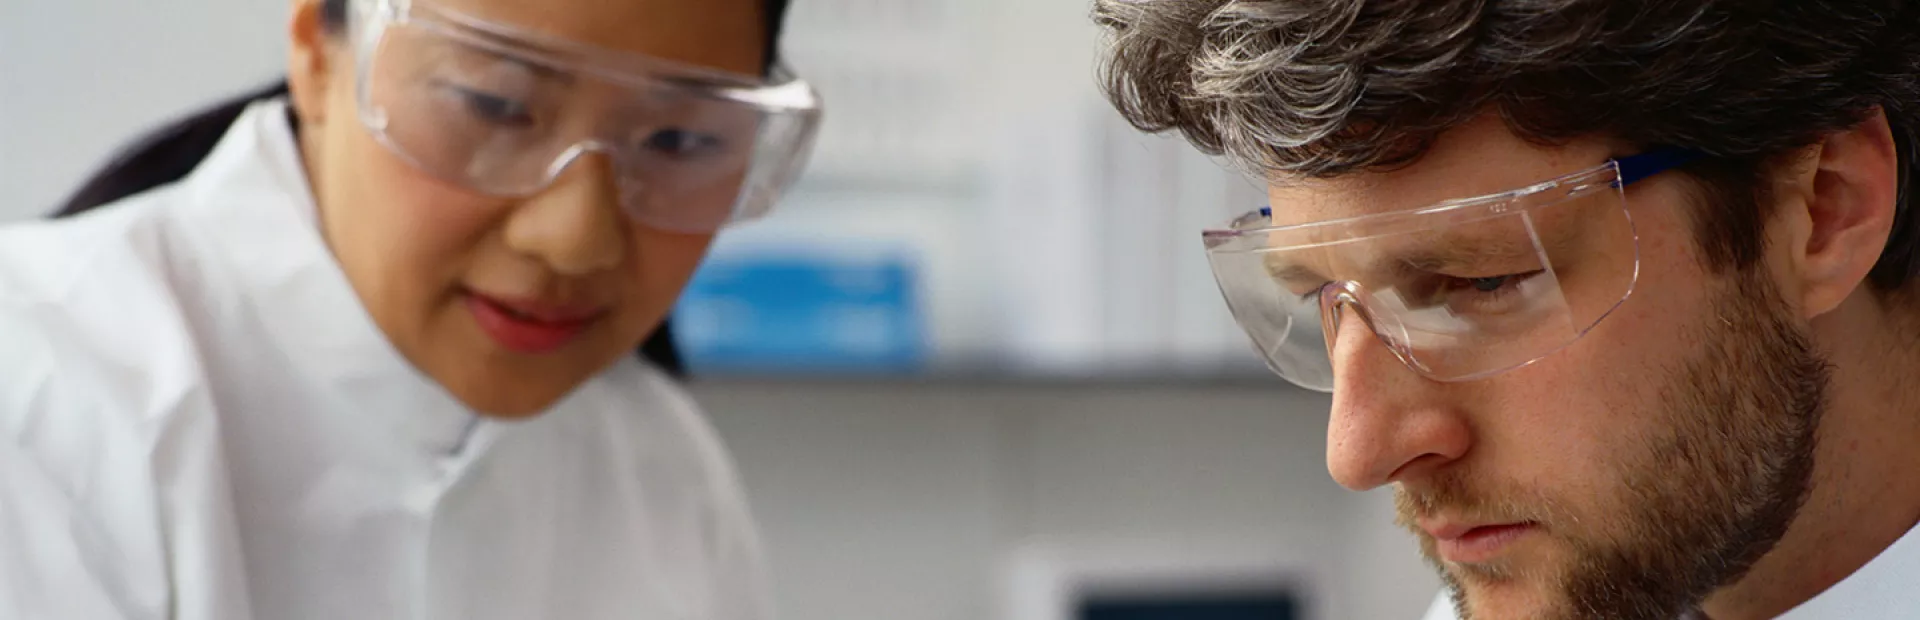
1092,2,1920,619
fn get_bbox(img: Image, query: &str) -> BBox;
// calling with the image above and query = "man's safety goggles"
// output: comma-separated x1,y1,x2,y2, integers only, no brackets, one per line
1202,149,1702,392
346,0,822,233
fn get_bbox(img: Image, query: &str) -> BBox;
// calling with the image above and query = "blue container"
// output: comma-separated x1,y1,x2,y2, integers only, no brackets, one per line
673,250,928,375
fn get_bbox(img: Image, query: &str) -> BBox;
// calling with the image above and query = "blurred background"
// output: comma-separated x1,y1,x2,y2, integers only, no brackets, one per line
0,0,1439,618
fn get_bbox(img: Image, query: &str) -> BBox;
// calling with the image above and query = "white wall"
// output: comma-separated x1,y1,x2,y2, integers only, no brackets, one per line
692,379,1441,620
0,0,288,220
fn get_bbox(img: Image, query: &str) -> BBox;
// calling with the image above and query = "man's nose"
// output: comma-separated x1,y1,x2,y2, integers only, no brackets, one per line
1322,303,1472,491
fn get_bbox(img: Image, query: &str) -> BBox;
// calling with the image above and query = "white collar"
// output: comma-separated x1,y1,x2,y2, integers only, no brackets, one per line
1778,519,1920,618
176,97,482,456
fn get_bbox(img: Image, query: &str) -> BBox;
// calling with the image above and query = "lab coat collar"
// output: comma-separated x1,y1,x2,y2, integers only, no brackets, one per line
177,97,481,456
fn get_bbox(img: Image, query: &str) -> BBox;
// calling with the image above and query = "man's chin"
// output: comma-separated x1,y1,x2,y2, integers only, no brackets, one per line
1436,540,1577,620
1448,572,1570,620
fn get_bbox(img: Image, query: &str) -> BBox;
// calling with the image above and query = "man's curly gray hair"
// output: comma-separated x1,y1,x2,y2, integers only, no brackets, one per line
1094,0,1920,294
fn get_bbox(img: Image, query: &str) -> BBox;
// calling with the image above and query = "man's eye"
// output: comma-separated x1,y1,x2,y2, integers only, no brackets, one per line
1435,271,1544,312
1463,275,1520,293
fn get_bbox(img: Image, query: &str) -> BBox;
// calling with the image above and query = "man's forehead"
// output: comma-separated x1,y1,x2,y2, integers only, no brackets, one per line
1263,117,1617,227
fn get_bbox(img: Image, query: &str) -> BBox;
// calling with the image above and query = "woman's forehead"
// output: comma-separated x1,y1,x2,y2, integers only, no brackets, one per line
424,0,766,76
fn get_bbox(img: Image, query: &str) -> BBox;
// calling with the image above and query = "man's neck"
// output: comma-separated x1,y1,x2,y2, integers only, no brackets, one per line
1701,296,1920,619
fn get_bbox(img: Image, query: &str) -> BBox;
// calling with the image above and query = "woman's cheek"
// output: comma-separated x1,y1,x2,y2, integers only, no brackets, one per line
333,149,496,326
630,228,713,294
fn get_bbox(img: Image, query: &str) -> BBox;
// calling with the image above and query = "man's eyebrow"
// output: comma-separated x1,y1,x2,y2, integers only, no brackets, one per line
1388,236,1542,274
1261,238,1538,284
1376,213,1592,275
1255,203,1597,283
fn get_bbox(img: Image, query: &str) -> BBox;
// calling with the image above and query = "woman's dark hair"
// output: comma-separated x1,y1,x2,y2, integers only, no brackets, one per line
55,0,795,378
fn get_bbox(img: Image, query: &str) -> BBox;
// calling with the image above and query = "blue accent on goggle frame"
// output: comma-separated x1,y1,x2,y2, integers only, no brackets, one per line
1613,147,1707,188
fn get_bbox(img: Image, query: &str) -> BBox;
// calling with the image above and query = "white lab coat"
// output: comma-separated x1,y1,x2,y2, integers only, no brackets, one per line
1417,522,1920,619
0,98,772,620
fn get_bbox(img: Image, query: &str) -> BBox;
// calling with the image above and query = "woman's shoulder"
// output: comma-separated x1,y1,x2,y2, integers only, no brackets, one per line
0,429,168,619
0,185,192,303
0,292,232,619
0,190,207,379
0,191,220,485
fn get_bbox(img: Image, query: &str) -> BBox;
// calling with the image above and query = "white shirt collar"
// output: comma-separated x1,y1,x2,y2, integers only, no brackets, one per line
1777,519,1920,619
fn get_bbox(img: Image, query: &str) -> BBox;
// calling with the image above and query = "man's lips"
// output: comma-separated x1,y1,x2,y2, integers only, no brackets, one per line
1421,518,1540,564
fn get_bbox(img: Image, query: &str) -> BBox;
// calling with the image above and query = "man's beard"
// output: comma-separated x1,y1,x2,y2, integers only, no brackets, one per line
1397,269,1833,620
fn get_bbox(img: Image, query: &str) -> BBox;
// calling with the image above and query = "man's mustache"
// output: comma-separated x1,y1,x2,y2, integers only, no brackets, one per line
1392,471,1558,532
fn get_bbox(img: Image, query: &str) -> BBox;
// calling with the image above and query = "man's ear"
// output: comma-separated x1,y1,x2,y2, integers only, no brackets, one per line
286,0,335,127
1781,109,1901,319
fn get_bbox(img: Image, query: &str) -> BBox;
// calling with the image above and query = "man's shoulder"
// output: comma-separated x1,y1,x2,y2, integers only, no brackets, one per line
1418,593,1455,620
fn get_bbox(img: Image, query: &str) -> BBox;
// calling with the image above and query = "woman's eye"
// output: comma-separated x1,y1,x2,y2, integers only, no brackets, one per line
453,87,535,128
1296,282,1330,304
642,128,724,158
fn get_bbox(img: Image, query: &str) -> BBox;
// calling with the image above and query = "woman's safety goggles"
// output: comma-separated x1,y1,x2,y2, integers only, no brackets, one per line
346,0,822,233
1202,149,1701,392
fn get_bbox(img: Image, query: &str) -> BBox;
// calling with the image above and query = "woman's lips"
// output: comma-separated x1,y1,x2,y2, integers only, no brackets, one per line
462,290,606,355
1425,521,1539,565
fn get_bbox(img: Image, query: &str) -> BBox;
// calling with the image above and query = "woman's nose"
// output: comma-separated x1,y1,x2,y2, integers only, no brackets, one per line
501,153,627,276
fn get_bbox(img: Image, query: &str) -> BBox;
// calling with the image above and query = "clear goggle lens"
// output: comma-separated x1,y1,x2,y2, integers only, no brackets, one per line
1202,161,1644,392
350,0,822,233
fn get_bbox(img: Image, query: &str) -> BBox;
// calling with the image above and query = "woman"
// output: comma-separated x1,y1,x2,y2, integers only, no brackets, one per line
0,0,819,618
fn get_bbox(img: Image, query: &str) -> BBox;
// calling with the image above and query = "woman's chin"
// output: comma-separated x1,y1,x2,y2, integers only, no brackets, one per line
430,351,600,418
409,311,640,418
449,378,578,419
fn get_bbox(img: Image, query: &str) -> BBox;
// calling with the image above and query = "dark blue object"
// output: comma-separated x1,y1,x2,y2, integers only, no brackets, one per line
1080,592,1301,620
1613,146,1706,188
